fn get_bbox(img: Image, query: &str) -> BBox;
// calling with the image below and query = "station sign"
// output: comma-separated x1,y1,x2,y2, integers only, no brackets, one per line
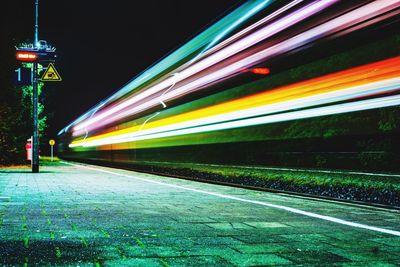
16,51,38,62
16,47,57,63
49,139,56,161
14,67,32,85
14,63,45,86
41,63,62,82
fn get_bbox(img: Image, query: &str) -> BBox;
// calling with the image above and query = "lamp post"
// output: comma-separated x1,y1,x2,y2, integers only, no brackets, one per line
16,0,58,172
32,0,40,173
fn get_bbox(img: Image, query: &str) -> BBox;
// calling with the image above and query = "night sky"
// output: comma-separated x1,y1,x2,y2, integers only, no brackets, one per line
2,0,242,137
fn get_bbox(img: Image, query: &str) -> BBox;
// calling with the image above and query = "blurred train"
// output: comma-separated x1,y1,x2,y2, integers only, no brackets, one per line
58,0,400,171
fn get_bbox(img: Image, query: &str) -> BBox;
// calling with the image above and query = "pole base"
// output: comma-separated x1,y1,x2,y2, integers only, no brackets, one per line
32,164,39,173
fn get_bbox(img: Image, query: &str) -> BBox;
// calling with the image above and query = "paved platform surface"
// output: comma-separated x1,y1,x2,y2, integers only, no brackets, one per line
1,162,400,266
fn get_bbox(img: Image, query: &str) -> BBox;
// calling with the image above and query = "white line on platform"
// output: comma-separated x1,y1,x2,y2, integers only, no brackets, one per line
64,162,400,237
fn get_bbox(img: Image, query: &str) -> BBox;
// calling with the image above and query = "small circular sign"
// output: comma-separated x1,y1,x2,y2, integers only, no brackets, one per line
49,139,55,146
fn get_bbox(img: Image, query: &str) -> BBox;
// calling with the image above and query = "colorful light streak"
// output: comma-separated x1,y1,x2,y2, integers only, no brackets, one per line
59,0,273,134
69,56,400,148
188,0,272,63
72,56,400,140
190,0,305,63
70,0,399,136
70,95,400,148
71,0,339,134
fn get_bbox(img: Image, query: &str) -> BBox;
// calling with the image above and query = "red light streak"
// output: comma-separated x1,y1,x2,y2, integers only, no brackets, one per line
251,67,270,75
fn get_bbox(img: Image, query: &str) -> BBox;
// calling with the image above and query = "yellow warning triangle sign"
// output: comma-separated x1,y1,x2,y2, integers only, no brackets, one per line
41,63,62,81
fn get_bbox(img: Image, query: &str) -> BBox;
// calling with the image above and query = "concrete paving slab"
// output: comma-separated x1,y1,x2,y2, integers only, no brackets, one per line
0,162,400,266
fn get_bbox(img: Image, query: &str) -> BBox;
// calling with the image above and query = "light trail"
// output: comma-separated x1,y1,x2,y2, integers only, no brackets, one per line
60,0,400,178
70,56,400,148
59,1,272,134
70,94,400,148
71,0,399,136
71,0,339,134
187,0,305,64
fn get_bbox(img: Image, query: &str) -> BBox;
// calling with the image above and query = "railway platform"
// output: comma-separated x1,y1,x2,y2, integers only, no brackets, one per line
1,161,400,266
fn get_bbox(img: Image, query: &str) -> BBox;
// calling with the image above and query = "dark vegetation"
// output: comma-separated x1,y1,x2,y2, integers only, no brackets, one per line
0,30,50,166
0,39,30,165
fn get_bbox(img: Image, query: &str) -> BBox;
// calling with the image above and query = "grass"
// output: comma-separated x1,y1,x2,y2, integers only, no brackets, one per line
134,161,400,193
55,246,62,259
39,156,68,166
0,164,29,170
0,156,66,169
132,237,145,248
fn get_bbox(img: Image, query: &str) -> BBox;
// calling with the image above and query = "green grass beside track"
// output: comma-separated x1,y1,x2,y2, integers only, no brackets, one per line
0,157,66,169
39,156,68,166
124,161,400,206
133,161,400,195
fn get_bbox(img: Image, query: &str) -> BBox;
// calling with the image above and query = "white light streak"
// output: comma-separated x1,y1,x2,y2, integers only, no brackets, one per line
70,94,400,148
72,0,338,133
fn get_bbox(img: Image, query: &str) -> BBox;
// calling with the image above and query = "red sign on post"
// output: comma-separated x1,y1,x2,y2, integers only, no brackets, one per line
16,51,38,62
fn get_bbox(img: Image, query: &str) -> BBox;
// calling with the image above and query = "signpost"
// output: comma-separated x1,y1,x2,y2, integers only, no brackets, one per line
49,139,55,161
32,58,39,172
14,0,60,173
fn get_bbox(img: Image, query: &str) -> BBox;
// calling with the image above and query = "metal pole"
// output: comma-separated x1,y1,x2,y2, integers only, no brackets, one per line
51,145,53,161
34,0,39,46
32,62,39,173
32,0,40,173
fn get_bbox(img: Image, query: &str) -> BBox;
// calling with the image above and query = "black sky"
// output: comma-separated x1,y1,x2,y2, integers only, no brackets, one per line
2,0,242,136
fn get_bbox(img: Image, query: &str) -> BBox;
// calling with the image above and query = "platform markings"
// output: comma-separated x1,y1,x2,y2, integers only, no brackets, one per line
64,162,400,237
